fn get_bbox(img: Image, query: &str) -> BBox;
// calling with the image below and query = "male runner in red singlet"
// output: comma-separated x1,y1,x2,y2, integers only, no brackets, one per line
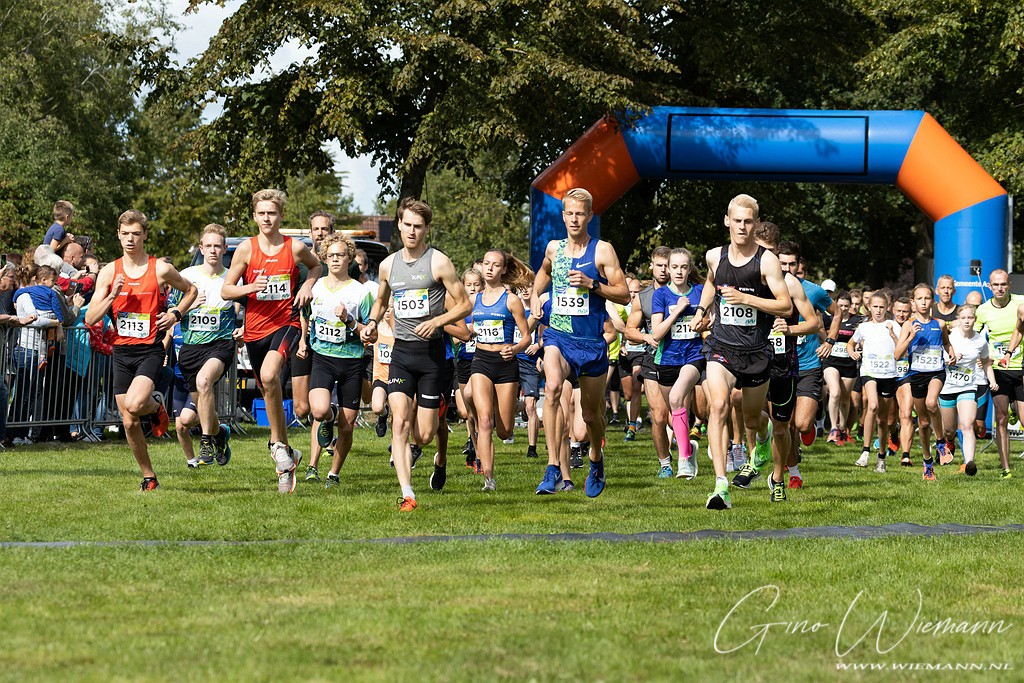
87,210,197,491
221,189,323,493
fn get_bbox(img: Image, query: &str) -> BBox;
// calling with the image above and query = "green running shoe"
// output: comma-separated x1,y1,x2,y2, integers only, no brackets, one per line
706,481,732,510
752,421,773,470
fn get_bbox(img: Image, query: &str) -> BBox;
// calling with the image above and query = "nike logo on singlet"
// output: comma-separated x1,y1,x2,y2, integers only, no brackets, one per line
574,262,592,268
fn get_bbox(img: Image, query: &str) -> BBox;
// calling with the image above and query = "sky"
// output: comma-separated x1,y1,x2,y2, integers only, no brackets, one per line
165,0,385,213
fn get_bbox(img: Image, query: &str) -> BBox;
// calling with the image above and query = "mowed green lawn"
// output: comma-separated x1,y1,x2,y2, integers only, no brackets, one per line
1,421,1023,681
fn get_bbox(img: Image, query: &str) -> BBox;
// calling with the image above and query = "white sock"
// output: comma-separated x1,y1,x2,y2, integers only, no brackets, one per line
401,486,415,499
789,465,801,478
660,456,671,468
715,476,728,488
570,440,580,448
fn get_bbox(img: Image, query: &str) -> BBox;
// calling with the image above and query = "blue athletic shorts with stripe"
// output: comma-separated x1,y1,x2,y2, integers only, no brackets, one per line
544,328,608,378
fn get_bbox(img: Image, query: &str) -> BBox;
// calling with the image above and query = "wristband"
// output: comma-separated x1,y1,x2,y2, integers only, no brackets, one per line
694,306,706,317
825,337,836,345
170,309,183,321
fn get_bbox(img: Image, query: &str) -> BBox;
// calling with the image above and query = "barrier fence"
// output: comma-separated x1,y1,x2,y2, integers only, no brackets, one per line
0,325,241,441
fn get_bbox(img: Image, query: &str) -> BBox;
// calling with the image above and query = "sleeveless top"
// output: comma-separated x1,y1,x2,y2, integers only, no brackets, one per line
244,236,299,342
907,317,945,375
548,237,607,340
388,247,446,342
769,275,801,378
710,244,773,348
472,290,516,346
111,256,161,346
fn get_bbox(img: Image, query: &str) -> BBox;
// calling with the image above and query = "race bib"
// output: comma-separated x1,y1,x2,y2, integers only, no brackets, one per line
865,353,895,375
769,331,786,355
394,289,429,319
625,340,646,353
376,342,392,364
116,312,150,339
513,327,523,345
896,358,910,377
720,303,756,326
464,339,477,355
993,341,1020,360
670,315,696,340
256,274,291,301
831,341,850,359
476,319,505,344
552,287,589,316
911,346,943,372
315,317,347,345
188,307,221,333
946,364,975,387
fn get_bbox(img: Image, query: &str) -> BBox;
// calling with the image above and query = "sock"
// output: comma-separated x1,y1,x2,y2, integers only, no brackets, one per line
671,407,691,460
659,456,671,468
715,475,728,489
903,451,910,459
570,440,580,448
401,485,415,499
878,451,886,459
788,465,801,478
924,457,933,465
861,447,869,456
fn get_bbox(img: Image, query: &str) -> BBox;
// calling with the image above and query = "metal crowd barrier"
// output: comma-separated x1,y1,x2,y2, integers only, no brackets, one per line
0,325,240,440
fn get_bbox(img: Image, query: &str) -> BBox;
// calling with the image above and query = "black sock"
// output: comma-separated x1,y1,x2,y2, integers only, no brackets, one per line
902,452,910,459
878,451,886,459
924,457,933,465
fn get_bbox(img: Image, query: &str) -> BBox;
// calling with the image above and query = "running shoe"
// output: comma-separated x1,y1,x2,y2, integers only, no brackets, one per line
706,481,731,510
375,406,389,437
317,410,335,449
657,465,673,478
769,477,786,503
752,423,773,470
923,462,936,481
887,434,899,455
465,451,475,469
732,462,760,489
197,437,215,466
462,438,474,455
965,461,977,476
560,480,575,492
689,425,700,440
569,445,584,469
150,392,169,438
325,473,340,489
398,496,417,512
186,459,200,469
732,444,748,471
140,476,160,492
305,465,319,482
874,458,886,474
958,463,967,474
410,444,423,469
502,436,515,445
678,455,698,480
585,458,606,498
872,438,880,452
482,477,496,492
788,474,803,489
827,429,838,444
855,451,869,468
536,464,562,495
474,458,482,475
215,424,231,465
609,414,620,425
900,455,913,467
430,460,447,491
1001,469,1013,479
623,429,636,442
525,446,538,459
935,440,950,466
272,442,301,494
726,444,739,473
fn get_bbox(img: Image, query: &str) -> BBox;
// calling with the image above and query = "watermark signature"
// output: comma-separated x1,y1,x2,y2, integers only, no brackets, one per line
714,585,1013,657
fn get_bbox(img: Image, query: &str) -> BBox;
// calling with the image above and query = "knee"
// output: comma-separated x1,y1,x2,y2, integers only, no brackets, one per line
196,375,214,396
925,400,939,415
710,397,730,419
580,403,601,426
477,413,495,433
260,373,280,393
337,419,355,438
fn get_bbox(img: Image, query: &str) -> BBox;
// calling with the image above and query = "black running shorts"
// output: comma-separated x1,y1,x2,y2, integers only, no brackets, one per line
178,338,236,393
310,353,364,410
113,342,165,395
388,337,448,409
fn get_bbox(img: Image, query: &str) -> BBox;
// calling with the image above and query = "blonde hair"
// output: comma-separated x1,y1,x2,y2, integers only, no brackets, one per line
200,223,227,244
727,194,759,220
251,189,286,213
462,267,483,285
53,200,75,222
562,188,593,213
318,232,356,263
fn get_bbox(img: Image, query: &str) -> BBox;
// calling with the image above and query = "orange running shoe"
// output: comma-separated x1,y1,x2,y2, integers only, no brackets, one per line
150,392,169,438
398,496,417,512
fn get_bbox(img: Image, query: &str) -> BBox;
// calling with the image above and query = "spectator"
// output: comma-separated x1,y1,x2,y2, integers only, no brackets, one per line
34,200,81,278
0,263,24,448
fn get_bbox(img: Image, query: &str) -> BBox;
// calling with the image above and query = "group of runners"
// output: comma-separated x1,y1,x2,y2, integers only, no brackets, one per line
97,188,1020,510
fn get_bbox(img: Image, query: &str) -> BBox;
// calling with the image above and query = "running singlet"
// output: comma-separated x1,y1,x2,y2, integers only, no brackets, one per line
653,283,704,366
548,237,607,340
388,247,447,343
827,314,861,365
852,320,900,378
243,236,299,342
472,290,516,346
941,328,988,394
907,318,945,374
768,275,800,378
629,284,657,356
710,244,772,348
975,295,1024,371
111,256,161,346
309,278,373,359
174,266,236,345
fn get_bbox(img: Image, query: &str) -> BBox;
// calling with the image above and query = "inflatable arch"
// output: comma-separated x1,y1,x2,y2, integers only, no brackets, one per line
530,107,1009,301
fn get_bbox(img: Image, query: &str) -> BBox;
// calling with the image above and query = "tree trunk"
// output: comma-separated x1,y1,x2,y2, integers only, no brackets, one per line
391,162,429,250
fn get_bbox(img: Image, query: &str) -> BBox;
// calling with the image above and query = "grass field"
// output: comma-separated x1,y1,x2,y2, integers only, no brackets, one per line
1,419,1022,680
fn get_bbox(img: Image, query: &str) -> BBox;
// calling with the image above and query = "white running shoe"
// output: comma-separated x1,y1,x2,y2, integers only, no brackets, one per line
855,451,870,468
678,456,698,480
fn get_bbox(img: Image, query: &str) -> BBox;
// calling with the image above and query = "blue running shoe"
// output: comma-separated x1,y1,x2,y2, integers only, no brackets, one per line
585,458,606,498
215,423,231,466
657,465,673,478
536,464,561,495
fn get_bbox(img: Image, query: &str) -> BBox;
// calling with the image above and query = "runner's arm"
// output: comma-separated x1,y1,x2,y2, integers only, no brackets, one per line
530,241,555,316
220,240,256,300
84,263,116,326
786,279,820,337
590,241,630,305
